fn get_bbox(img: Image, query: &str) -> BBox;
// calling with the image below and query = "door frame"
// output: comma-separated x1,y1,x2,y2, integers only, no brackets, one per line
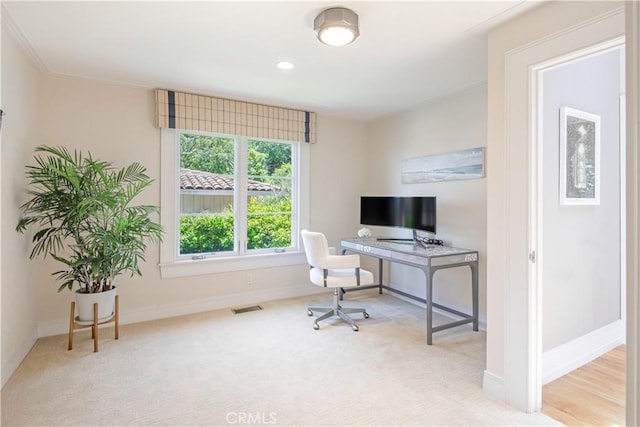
502,7,625,412
625,3,640,425
529,37,625,409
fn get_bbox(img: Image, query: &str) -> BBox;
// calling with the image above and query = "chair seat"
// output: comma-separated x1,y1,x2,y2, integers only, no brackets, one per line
310,267,374,288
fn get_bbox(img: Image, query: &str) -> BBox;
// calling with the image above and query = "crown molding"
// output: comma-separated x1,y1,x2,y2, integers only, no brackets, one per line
1,3,49,73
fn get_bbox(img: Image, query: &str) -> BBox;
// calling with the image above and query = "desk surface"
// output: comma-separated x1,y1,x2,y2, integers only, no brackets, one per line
341,237,478,267
342,237,475,257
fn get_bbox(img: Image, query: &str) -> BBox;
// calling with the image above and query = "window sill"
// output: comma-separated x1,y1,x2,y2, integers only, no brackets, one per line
159,251,308,279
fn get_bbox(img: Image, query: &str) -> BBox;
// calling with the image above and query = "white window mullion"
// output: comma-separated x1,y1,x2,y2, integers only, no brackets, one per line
298,142,310,249
236,137,249,255
173,131,182,259
290,143,299,246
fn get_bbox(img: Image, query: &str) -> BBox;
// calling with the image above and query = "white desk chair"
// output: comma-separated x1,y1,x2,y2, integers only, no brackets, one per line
301,230,373,331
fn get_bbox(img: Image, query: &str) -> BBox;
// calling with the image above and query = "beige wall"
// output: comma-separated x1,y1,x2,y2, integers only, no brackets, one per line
367,85,487,322
311,115,369,247
1,24,41,386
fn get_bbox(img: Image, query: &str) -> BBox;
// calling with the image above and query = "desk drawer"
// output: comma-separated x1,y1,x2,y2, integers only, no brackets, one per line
343,241,392,259
358,244,392,259
431,253,478,267
391,252,428,266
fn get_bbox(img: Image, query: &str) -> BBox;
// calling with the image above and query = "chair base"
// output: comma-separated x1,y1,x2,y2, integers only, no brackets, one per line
307,288,369,331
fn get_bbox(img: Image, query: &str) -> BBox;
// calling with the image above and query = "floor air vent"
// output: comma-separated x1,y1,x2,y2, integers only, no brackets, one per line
231,305,263,314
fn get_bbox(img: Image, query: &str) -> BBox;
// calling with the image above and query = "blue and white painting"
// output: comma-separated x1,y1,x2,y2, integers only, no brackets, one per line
401,147,485,184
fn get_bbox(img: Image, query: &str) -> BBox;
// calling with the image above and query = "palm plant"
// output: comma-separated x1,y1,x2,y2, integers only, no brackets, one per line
16,145,163,293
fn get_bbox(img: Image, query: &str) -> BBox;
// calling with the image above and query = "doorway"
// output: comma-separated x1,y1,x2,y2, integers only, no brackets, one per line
531,41,626,418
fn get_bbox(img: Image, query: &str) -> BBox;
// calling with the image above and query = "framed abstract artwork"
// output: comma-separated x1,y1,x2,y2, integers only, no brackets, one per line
559,106,600,205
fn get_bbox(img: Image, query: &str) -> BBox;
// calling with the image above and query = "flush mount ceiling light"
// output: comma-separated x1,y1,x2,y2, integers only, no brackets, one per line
314,7,359,47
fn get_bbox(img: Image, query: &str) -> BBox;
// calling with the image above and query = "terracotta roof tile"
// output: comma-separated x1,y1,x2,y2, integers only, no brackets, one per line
180,168,278,192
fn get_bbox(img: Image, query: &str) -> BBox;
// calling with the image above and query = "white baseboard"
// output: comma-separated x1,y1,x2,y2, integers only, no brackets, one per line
37,282,487,337
542,319,625,385
482,370,506,401
2,333,37,389
481,321,623,402
37,285,325,337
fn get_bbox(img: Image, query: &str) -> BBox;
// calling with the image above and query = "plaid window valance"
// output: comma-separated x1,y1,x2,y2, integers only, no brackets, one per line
155,89,316,143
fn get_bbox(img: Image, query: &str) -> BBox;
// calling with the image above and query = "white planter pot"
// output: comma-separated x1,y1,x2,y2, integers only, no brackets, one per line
75,287,117,322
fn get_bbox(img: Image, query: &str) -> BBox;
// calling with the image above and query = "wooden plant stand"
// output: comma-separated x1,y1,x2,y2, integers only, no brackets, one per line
68,295,119,352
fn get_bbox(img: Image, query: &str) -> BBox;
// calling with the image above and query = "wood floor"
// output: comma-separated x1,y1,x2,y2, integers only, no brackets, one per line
542,345,625,426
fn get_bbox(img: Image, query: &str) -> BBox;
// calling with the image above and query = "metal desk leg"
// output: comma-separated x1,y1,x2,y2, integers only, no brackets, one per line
471,262,479,331
426,268,434,345
378,258,384,294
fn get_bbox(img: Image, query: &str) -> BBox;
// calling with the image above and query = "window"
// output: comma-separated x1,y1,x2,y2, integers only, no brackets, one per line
160,129,309,278
179,132,294,256
180,134,236,254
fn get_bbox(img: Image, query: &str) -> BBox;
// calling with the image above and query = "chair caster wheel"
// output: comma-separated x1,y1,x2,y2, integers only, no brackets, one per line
352,325,359,332
313,323,319,330
307,310,313,316
363,312,369,319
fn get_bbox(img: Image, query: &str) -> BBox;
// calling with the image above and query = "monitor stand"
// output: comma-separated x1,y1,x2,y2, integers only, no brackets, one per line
377,230,425,247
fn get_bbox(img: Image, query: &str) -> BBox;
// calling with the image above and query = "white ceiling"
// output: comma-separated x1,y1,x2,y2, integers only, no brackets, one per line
3,1,542,121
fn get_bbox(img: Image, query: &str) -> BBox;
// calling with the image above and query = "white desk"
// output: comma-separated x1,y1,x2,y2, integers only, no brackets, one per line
340,238,479,345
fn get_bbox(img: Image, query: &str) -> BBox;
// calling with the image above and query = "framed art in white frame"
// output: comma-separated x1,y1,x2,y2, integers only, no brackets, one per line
559,106,601,205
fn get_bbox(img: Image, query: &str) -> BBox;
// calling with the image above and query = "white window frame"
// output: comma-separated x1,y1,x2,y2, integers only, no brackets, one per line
159,128,309,279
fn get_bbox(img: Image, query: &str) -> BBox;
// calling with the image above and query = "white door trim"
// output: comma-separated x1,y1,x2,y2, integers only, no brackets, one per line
625,3,640,425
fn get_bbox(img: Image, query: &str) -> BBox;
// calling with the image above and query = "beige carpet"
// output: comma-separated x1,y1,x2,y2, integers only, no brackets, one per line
1,290,560,426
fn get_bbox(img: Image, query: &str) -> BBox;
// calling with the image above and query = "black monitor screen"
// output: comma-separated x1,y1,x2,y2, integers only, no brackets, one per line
360,196,436,233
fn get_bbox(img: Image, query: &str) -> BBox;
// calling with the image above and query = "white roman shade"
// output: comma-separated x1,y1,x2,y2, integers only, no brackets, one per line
155,89,317,143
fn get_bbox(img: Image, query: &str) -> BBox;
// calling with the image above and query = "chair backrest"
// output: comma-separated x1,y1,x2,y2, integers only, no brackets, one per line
300,230,329,268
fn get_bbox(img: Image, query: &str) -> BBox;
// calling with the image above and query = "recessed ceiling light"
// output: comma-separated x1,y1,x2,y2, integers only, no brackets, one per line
276,61,294,70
